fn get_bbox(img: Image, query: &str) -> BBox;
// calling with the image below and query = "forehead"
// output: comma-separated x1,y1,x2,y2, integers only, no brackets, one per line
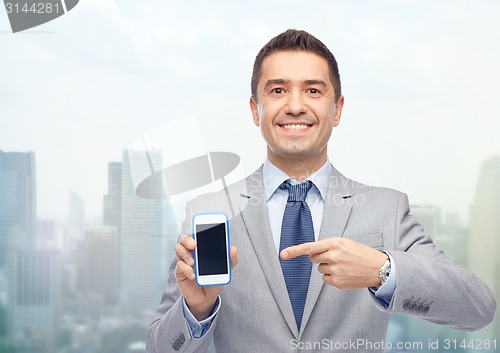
259,50,332,86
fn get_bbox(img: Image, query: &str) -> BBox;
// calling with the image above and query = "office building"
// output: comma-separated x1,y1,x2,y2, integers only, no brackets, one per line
6,243,61,351
77,226,118,306
0,151,36,268
120,150,163,315
67,191,85,241
103,162,122,228
468,156,500,339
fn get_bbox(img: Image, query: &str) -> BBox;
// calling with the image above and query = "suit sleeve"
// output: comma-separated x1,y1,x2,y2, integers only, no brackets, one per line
146,201,217,353
381,193,496,331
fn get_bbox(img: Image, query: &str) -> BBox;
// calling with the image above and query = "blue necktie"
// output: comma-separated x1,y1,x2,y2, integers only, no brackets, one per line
279,180,314,331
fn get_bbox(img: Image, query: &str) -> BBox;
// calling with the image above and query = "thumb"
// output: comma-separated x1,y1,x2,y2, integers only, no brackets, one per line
230,246,238,268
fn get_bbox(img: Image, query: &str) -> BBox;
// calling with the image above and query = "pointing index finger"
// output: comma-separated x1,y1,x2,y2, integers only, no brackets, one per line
280,242,316,260
280,240,332,260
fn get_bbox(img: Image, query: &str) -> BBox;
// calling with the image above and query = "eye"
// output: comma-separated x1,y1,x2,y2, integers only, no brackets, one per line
306,88,322,97
270,87,285,95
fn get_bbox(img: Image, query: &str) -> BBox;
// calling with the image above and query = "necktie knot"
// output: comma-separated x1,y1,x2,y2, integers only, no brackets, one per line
280,180,312,202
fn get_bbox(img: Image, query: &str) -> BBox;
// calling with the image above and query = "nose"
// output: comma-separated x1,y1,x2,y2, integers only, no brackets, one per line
284,90,307,116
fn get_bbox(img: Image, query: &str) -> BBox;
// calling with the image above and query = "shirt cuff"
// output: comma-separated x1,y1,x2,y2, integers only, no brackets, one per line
182,296,221,339
370,251,397,309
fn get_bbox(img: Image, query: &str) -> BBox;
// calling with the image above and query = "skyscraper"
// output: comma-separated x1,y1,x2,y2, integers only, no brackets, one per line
120,150,163,315
67,191,85,241
440,213,468,267
468,156,500,339
0,151,36,268
77,226,119,306
103,162,122,228
6,246,62,341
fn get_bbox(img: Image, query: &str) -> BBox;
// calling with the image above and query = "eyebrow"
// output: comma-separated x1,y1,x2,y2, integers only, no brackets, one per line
263,79,290,91
303,79,328,87
263,78,328,91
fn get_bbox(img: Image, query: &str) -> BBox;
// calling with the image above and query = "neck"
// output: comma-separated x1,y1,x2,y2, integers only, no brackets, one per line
268,152,327,181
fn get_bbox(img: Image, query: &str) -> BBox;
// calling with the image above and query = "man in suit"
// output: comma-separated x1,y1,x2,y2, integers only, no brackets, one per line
147,29,496,353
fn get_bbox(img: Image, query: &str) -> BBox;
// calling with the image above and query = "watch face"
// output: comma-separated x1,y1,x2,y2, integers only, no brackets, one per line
380,259,391,284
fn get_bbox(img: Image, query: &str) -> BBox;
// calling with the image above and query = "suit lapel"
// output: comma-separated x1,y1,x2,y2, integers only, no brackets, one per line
299,166,353,335
239,167,299,337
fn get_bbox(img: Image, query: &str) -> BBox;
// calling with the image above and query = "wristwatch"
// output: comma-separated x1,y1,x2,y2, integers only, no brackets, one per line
379,252,391,286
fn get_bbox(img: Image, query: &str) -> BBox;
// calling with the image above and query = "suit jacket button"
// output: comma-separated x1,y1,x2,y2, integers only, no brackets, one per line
403,300,411,310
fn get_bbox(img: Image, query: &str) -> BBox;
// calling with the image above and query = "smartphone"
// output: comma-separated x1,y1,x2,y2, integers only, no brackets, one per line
192,212,231,286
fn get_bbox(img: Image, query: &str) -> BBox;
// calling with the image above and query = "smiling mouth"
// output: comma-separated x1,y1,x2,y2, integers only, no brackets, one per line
279,123,313,130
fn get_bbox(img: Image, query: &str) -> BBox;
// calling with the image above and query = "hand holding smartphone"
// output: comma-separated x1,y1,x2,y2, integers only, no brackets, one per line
192,212,232,286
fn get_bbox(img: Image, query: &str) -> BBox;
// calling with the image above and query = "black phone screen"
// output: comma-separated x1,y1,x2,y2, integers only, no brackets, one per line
196,223,228,275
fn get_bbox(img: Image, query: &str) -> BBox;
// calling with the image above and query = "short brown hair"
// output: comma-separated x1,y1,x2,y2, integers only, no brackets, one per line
251,29,342,102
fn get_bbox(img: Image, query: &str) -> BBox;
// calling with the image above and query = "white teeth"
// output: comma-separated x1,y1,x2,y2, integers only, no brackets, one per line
282,124,310,130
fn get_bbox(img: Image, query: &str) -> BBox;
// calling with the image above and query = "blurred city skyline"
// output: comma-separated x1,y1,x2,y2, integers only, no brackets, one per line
0,149,498,353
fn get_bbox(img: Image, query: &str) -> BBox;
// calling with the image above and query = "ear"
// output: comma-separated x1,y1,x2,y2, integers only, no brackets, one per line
333,95,344,127
250,96,261,127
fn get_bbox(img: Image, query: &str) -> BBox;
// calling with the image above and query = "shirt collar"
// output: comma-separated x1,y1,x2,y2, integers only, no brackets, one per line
262,158,331,202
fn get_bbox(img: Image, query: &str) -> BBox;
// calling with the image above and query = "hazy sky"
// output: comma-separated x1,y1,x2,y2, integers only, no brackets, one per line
1,0,499,224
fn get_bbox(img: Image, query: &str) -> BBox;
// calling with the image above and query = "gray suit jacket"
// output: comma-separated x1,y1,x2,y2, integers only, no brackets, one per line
147,165,496,353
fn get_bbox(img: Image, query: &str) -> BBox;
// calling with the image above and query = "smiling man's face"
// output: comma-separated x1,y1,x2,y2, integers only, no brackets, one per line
250,50,344,171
